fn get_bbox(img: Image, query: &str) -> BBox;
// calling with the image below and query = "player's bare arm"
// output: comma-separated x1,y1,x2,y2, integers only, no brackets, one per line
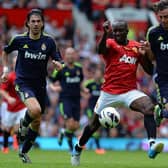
0,89,16,104
52,60,63,71
1,51,9,83
139,53,154,76
140,40,155,61
97,21,112,55
139,41,154,75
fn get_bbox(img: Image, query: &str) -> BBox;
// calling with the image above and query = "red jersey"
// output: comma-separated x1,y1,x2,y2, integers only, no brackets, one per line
101,39,141,94
0,71,25,112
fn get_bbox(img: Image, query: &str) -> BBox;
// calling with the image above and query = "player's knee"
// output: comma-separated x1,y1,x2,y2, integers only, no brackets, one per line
142,103,154,115
66,119,79,131
73,122,80,131
29,105,42,118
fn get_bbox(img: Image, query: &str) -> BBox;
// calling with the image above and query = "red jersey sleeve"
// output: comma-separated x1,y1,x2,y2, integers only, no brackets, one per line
106,38,120,51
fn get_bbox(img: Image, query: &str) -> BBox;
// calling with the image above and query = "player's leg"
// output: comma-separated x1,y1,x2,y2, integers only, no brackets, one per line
65,118,79,152
71,113,100,166
17,85,45,163
15,84,41,142
57,101,66,146
127,90,164,159
66,99,81,152
19,116,40,163
86,108,105,154
18,97,41,143
71,91,117,166
2,129,10,154
1,102,9,153
58,99,80,152
13,108,27,150
94,130,105,154
154,83,168,126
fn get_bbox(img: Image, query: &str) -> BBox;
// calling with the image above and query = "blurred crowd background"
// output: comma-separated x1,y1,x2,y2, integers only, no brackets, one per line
0,0,168,140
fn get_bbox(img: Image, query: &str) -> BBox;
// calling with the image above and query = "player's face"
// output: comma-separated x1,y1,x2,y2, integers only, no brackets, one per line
65,50,76,64
27,14,44,35
158,8,168,30
112,24,128,45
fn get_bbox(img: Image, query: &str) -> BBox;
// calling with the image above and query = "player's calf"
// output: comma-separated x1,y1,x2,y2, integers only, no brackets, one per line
17,119,28,143
154,105,163,127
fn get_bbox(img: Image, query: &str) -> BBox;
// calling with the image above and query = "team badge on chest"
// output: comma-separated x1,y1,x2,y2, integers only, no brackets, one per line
41,43,46,51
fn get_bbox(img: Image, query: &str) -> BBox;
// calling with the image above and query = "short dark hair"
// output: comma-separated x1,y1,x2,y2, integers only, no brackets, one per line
25,8,44,30
153,0,168,13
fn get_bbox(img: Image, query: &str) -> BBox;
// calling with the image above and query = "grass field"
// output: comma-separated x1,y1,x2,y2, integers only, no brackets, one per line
0,149,167,168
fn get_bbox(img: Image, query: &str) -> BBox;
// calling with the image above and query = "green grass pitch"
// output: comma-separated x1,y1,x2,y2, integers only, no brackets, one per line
0,149,167,168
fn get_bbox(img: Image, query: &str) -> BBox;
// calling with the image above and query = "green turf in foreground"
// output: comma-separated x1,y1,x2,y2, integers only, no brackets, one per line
0,149,167,168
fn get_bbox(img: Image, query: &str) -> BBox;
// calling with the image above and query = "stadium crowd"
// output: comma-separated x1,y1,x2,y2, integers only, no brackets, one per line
0,0,167,143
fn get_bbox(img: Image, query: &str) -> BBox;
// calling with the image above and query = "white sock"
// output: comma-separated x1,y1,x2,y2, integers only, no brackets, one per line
149,138,155,147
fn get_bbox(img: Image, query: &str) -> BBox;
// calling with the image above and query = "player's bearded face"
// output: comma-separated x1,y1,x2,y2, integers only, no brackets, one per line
158,8,168,30
28,15,44,35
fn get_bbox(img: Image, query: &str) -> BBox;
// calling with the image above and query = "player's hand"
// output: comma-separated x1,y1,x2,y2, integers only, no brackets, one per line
82,87,89,94
103,21,112,34
52,60,63,71
49,83,62,92
7,97,16,105
1,72,8,83
139,40,151,55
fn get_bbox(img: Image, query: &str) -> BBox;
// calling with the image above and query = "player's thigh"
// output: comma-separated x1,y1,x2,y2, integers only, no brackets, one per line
59,99,73,120
122,89,148,107
25,97,41,115
129,96,154,115
72,99,80,121
94,91,121,115
67,99,80,128
15,83,42,114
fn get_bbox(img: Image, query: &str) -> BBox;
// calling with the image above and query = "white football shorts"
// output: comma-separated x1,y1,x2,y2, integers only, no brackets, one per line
1,104,27,128
94,90,147,114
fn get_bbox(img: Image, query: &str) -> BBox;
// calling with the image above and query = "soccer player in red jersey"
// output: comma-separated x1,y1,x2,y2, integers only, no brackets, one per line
0,57,27,153
71,20,164,166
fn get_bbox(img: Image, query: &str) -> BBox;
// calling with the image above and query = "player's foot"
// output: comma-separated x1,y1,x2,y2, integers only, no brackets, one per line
17,119,28,143
154,105,163,127
71,145,82,166
1,147,9,154
19,151,32,163
148,142,164,159
57,130,64,146
95,148,106,154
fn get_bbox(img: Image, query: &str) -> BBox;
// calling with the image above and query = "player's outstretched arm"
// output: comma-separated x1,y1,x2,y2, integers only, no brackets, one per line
139,41,154,75
97,21,112,55
1,51,9,83
0,89,16,104
139,53,154,76
52,60,63,71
